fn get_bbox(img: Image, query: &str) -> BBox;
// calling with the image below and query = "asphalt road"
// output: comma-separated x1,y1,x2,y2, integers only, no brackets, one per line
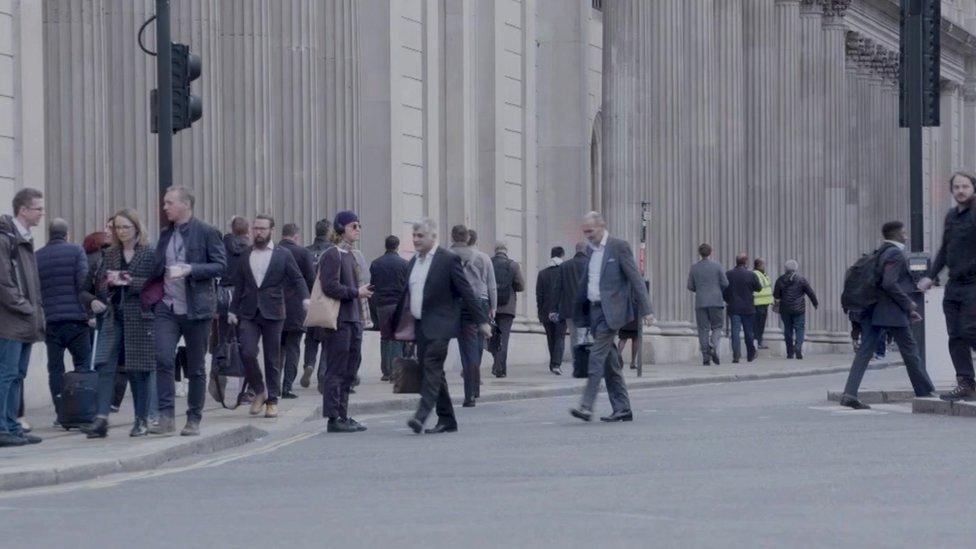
1,368,972,549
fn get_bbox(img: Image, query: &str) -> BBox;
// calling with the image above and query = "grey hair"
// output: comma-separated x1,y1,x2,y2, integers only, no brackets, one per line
411,217,438,236
495,241,508,253
582,211,607,227
49,218,69,239
784,259,798,272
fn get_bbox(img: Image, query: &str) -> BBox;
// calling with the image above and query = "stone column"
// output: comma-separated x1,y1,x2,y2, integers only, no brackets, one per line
714,0,746,265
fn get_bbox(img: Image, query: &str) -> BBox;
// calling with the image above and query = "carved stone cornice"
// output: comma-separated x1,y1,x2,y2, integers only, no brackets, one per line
822,0,851,18
844,31,899,85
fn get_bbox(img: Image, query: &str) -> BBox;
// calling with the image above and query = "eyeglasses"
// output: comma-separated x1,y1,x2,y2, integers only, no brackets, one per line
115,225,135,232
348,223,361,230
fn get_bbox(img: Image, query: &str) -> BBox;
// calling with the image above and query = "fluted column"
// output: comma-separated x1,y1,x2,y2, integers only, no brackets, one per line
799,0,825,332
714,0,746,268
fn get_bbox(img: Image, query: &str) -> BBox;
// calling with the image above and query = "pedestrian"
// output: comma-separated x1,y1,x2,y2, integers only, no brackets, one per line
318,211,372,433
489,241,525,378
370,235,409,383
773,259,819,360
228,215,308,419
36,218,97,421
840,222,935,409
149,186,227,436
560,242,588,358
536,246,566,375
277,223,316,399
301,218,332,389
396,218,490,434
83,209,157,438
918,171,976,401
0,188,46,446
569,212,653,423
687,243,728,366
752,258,773,349
724,253,762,364
217,216,252,402
448,225,497,406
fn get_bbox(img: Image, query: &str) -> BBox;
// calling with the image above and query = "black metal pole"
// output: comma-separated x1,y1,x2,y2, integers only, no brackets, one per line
156,0,173,202
637,202,649,378
906,3,927,367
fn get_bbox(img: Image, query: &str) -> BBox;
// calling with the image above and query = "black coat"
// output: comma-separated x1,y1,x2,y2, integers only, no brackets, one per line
724,266,762,316
229,245,308,322
773,273,819,316
221,234,250,287
36,237,91,323
558,252,587,320
871,245,916,328
391,247,487,341
370,251,409,309
535,264,562,321
152,217,227,320
278,239,316,331
929,203,976,284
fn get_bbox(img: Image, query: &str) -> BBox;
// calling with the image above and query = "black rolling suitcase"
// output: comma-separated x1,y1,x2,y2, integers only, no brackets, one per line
56,326,99,429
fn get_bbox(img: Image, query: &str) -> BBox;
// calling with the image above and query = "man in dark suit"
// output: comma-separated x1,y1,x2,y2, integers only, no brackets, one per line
724,253,762,364
228,215,308,418
536,246,566,375
392,218,490,434
840,221,935,409
559,241,588,363
278,223,316,398
150,186,227,436
570,212,653,423
370,235,409,382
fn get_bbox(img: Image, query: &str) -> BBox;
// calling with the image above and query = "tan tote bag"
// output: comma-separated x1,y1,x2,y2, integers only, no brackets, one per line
304,264,341,330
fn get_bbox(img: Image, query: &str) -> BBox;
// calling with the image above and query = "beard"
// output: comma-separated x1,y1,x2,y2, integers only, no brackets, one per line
254,235,269,248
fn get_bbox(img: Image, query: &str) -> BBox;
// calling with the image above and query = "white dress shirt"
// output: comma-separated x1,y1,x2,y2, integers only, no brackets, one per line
249,241,275,287
409,245,438,320
587,231,609,303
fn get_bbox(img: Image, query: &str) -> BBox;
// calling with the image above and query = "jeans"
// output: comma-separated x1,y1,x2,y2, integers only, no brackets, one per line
280,330,304,393
239,314,285,404
457,298,488,402
781,313,806,356
843,318,933,397
580,302,631,413
321,322,362,419
154,304,211,422
44,320,92,412
754,305,769,345
0,339,32,436
380,339,404,379
490,314,515,376
729,314,756,361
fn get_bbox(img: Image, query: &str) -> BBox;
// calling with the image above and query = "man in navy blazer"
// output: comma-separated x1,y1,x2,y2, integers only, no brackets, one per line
229,215,308,418
840,221,935,409
150,186,227,436
570,212,653,423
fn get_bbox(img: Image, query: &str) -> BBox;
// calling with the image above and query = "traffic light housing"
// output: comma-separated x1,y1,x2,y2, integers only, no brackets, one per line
151,43,203,133
899,0,940,128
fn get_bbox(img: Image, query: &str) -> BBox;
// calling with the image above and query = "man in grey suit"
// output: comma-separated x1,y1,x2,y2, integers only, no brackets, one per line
839,221,935,409
569,212,653,423
687,243,728,365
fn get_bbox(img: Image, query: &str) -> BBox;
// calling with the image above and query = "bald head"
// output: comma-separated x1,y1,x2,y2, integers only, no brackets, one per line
735,252,748,267
581,211,607,246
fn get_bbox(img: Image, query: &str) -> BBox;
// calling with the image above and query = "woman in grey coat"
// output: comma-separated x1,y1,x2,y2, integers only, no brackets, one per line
84,209,156,438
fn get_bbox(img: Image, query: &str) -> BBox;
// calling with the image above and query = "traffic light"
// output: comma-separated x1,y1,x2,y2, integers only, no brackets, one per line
899,0,940,128
151,43,203,134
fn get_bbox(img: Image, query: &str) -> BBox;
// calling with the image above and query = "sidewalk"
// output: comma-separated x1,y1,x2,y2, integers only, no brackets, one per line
0,351,893,492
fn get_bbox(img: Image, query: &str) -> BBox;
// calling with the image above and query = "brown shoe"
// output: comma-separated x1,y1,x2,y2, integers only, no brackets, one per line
264,403,278,418
249,391,267,415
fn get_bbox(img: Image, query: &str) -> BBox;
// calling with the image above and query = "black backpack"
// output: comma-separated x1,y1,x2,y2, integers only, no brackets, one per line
841,243,894,315
493,256,516,307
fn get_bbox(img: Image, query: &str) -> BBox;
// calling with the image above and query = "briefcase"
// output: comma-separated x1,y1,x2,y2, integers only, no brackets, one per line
392,356,422,394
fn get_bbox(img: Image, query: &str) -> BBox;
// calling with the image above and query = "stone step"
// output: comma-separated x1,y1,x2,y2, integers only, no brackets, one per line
912,397,976,417
827,390,918,404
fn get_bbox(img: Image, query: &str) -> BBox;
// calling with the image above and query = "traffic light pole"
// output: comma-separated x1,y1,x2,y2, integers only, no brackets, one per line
905,1,927,367
155,0,173,202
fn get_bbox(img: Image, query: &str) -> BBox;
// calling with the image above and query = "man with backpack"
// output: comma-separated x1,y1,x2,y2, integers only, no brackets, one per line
839,221,934,409
918,171,976,401
489,242,525,378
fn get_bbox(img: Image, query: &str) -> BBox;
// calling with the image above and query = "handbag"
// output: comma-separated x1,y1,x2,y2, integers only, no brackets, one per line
140,277,164,312
393,294,416,341
392,356,422,394
304,275,341,330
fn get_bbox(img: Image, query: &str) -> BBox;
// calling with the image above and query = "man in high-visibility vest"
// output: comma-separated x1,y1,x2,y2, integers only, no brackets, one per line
753,258,774,350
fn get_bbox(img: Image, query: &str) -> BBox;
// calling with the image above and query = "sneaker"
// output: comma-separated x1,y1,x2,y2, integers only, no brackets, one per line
109,405,120,414
17,418,31,433
0,433,28,447
300,366,314,388
149,417,176,436
940,379,976,402
20,433,42,444
344,417,367,432
281,391,298,400
839,394,871,410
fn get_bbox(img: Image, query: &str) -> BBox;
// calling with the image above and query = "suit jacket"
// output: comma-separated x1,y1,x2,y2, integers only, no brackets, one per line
229,245,308,322
871,244,916,328
370,251,409,309
687,259,729,309
724,266,762,316
391,247,487,341
559,252,587,320
152,216,227,320
573,236,653,331
535,264,562,321
278,239,316,331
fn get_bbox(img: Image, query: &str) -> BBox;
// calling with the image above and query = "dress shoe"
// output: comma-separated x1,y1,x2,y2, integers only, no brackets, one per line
462,399,475,408
795,351,804,360
84,417,109,439
249,391,268,415
130,419,149,437
550,367,562,376
300,366,314,388
344,417,367,432
747,352,757,363
265,404,279,418
281,391,298,399
732,359,740,364
20,433,42,444
407,418,424,434
425,423,458,434
327,418,357,433
710,351,721,365
839,395,871,410
600,410,634,422
569,407,593,422
180,420,201,436
0,433,28,447
702,359,711,366
149,417,176,436
380,375,390,382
